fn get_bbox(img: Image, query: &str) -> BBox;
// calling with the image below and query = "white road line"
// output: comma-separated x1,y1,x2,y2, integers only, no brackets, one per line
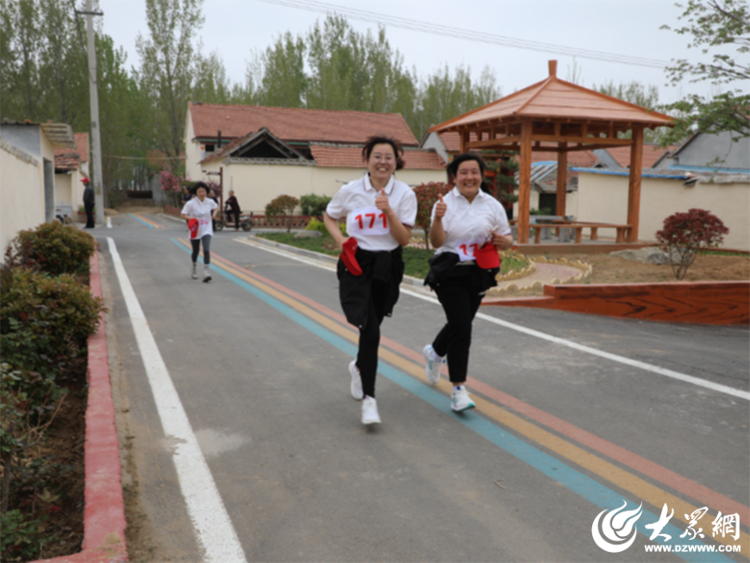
107,238,247,563
106,217,112,228
242,238,750,402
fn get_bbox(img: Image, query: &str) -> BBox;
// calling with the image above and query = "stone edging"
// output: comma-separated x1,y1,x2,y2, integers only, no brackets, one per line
533,255,593,284
495,252,536,283
32,253,128,563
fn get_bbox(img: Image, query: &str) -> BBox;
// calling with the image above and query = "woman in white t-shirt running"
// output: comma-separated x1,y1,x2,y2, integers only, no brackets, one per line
181,182,219,282
324,136,417,425
423,153,514,412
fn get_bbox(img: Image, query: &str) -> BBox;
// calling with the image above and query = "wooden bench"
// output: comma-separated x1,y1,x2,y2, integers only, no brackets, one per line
532,222,632,244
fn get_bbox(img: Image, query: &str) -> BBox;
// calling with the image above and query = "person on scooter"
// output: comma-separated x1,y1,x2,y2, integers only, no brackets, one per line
225,190,241,231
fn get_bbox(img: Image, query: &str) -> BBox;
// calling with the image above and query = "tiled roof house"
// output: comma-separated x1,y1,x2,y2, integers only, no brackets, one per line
185,103,445,213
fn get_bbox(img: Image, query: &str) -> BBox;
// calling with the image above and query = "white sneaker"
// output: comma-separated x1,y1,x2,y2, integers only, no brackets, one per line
451,386,475,412
349,360,363,400
422,344,444,384
203,266,212,283
191,263,198,279
361,396,381,425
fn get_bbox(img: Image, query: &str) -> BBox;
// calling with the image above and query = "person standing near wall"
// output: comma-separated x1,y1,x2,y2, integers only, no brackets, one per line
82,177,95,229
324,135,417,425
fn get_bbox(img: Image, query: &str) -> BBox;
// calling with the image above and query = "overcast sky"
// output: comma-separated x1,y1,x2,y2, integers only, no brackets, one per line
100,0,744,105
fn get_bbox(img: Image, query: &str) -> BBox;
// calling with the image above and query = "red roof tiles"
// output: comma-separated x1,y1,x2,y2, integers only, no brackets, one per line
54,132,89,171
310,144,445,170
604,144,678,168
433,71,674,133
189,103,418,146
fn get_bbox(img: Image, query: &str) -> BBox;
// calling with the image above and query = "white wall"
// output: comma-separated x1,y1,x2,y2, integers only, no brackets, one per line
184,113,202,180
577,172,749,250
199,161,445,214
512,190,579,219
55,172,73,203
1,137,44,257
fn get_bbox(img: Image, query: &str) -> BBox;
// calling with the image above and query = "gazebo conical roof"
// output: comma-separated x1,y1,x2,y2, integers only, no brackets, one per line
429,61,674,244
435,72,673,133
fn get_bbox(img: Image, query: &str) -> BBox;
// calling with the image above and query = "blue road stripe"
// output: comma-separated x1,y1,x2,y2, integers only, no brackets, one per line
130,213,155,228
171,239,732,562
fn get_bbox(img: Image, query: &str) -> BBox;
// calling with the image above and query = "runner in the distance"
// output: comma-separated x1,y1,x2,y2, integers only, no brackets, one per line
181,182,219,282
324,135,417,425
423,153,514,411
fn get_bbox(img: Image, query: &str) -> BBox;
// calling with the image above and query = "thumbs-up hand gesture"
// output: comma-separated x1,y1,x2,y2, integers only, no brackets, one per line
433,194,447,220
375,192,392,214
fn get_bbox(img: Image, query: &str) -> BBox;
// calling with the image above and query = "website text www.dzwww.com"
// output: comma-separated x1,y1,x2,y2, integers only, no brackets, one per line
645,544,742,553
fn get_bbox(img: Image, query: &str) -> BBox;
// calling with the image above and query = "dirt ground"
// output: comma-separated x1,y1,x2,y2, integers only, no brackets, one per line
562,252,749,284
105,201,164,216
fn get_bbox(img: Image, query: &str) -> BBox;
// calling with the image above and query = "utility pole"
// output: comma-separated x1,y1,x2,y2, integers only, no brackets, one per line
82,0,105,225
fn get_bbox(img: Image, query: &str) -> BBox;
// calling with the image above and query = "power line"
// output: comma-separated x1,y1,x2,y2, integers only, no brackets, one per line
257,0,670,69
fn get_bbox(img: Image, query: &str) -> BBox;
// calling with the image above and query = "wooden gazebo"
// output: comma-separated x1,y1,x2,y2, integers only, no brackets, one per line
429,61,674,244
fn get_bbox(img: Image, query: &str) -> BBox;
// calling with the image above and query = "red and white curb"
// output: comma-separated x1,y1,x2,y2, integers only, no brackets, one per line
33,251,127,563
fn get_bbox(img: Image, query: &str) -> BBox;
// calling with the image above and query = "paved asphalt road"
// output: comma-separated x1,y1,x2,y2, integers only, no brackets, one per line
96,212,749,563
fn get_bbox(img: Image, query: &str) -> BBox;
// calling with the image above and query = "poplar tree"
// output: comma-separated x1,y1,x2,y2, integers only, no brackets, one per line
136,0,205,170
661,0,750,142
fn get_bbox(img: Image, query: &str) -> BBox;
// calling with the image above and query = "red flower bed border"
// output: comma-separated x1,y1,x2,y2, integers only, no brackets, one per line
32,252,127,563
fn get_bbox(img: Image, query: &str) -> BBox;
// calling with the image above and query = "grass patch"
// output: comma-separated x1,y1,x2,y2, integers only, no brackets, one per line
256,232,435,279
500,252,532,276
698,249,749,257
257,232,340,257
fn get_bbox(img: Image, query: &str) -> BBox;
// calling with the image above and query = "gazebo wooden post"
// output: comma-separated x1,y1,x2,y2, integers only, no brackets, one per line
460,130,469,153
627,125,644,242
556,142,567,219
517,119,533,244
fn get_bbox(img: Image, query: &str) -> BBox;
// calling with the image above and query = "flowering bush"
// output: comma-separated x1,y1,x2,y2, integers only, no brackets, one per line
655,208,729,279
265,195,300,232
413,181,452,249
159,169,190,207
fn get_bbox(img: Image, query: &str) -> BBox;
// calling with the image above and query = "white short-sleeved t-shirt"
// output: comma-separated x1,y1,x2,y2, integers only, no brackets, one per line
326,174,418,252
431,187,511,260
181,197,218,239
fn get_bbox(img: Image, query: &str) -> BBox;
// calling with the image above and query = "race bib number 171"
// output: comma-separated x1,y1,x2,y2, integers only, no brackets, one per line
456,238,483,262
349,206,389,236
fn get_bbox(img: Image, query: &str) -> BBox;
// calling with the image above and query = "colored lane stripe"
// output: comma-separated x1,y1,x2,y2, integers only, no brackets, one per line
205,248,748,555
208,247,750,528
110,238,247,562
173,239,743,559
243,236,750,402
129,213,165,228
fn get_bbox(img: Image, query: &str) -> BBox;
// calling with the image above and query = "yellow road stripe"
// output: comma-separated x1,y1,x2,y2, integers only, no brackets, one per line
194,242,747,552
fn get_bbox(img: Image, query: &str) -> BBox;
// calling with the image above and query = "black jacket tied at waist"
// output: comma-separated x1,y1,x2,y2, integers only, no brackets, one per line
337,246,404,329
424,251,499,293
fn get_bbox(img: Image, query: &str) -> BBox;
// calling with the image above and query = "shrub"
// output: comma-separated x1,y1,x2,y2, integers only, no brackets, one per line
306,217,347,237
300,194,332,218
0,268,103,377
305,217,328,234
656,208,729,279
1,363,67,560
6,222,95,277
265,195,300,233
413,182,452,249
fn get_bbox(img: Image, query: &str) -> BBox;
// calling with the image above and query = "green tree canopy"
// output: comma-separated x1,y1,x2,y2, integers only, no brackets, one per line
661,0,750,142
